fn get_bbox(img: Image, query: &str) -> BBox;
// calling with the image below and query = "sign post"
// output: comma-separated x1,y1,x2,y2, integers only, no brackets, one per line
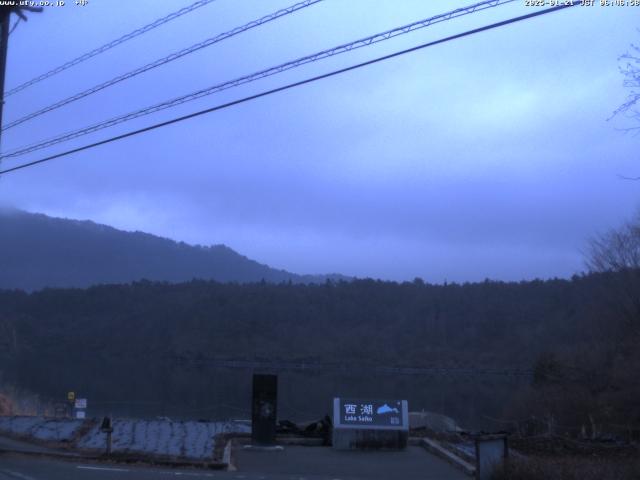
66,391,75,418
74,398,87,419
332,398,408,450
100,416,114,456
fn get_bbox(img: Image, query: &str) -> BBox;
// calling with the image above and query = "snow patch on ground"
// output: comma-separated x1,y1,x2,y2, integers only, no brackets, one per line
0,416,250,460
409,411,460,432
78,419,250,460
0,416,84,442
450,441,475,459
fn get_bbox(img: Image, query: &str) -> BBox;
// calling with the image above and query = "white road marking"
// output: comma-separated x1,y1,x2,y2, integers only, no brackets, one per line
76,466,217,477
0,470,37,480
77,466,130,472
146,470,217,477
164,473,216,477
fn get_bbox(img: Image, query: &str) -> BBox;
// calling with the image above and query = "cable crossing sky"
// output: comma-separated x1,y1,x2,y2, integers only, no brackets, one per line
1,0,324,132
0,3,578,177
0,0,516,160
4,0,218,98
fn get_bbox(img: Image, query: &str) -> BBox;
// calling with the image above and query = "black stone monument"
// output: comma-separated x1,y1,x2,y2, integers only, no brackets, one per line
251,374,278,445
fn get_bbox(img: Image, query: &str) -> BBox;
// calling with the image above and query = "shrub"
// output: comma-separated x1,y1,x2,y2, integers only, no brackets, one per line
491,456,640,480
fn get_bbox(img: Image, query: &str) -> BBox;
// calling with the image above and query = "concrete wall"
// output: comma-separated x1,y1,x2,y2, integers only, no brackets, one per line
333,428,408,450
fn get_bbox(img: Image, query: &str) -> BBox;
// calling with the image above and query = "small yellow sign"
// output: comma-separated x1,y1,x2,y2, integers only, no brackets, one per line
67,391,75,402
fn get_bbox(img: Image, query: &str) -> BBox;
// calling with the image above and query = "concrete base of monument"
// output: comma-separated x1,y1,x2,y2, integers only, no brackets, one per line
332,428,408,450
241,444,284,452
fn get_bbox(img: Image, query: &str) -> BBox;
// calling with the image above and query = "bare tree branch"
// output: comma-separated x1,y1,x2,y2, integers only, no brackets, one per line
610,35,640,126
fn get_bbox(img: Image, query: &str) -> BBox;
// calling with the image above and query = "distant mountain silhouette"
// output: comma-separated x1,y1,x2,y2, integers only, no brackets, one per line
0,209,349,291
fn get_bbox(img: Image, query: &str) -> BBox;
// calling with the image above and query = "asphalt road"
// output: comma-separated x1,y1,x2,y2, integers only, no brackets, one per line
0,434,466,480
0,455,231,480
235,446,466,480
0,449,467,480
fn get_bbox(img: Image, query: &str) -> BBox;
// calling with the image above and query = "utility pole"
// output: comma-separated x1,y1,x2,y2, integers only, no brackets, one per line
0,8,11,148
0,6,42,149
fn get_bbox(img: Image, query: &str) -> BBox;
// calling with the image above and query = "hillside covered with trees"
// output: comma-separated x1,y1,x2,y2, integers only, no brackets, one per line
0,269,637,434
0,210,638,440
0,209,346,291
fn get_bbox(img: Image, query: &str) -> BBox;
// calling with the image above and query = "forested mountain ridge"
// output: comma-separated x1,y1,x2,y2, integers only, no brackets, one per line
1,210,637,437
0,269,636,435
0,275,600,369
0,209,347,291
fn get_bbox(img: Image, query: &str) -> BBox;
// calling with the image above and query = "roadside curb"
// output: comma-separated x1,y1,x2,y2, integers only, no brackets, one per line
223,439,236,471
420,438,476,477
0,447,228,470
0,448,80,459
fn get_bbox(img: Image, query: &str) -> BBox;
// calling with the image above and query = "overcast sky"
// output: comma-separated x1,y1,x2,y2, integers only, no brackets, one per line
0,0,638,282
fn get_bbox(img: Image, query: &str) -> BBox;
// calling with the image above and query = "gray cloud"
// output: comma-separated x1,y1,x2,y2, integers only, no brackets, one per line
1,0,638,281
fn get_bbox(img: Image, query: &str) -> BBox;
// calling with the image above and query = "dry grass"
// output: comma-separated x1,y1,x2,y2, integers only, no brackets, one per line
0,385,53,416
491,456,640,480
0,393,12,415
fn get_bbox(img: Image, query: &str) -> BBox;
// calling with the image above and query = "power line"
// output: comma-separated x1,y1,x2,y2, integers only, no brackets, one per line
3,0,218,98
2,0,324,132
0,3,577,176
0,0,516,159
188,358,534,377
